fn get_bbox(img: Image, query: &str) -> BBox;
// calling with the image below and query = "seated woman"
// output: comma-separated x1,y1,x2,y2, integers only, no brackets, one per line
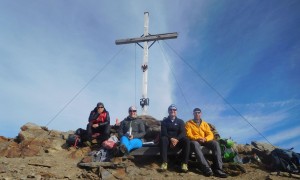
86,102,111,144
118,106,146,154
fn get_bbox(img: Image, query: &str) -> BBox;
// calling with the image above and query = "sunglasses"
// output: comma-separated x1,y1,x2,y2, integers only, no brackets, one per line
169,109,177,112
98,106,104,109
194,111,201,114
129,110,137,112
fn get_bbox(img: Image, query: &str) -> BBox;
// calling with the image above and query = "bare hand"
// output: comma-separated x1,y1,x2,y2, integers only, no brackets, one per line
92,124,99,128
197,138,206,144
129,135,133,140
170,138,178,148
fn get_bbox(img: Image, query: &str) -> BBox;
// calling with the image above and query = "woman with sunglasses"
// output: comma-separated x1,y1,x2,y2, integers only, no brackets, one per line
86,102,111,144
118,106,146,154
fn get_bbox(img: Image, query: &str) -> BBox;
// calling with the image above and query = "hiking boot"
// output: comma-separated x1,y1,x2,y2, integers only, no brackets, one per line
160,162,168,171
91,139,98,144
213,169,228,178
203,168,213,177
181,163,188,172
84,141,92,147
119,144,128,154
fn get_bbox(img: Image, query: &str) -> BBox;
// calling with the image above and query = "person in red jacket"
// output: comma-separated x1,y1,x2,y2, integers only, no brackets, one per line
86,102,111,144
185,108,227,178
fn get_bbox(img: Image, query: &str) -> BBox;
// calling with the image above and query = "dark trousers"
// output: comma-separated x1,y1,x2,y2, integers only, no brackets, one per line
86,122,110,143
190,140,223,170
160,136,190,164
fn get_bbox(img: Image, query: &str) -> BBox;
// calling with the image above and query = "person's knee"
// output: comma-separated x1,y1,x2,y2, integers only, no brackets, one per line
161,136,168,140
120,136,128,142
160,136,169,143
160,136,169,148
190,141,199,148
178,137,189,145
210,140,220,150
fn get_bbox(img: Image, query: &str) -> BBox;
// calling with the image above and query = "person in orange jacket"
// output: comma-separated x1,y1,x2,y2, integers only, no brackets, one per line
185,108,227,178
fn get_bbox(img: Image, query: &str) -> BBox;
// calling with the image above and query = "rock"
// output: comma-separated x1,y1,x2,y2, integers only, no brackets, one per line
18,128,50,144
235,144,253,154
20,144,41,157
0,164,8,173
138,115,161,142
99,167,115,179
0,136,11,143
68,147,90,159
20,123,43,131
27,174,35,178
17,128,51,157
107,168,126,179
139,168,151,176
44,139,65,153
0,140,21,157
251,141,276,154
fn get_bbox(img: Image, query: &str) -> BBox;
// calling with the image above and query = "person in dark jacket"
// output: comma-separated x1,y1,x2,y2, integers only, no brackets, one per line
118,106,146,154
160,104,190,172
86,102,111,144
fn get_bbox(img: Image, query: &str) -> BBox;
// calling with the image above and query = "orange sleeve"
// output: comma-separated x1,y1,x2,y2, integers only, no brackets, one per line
203,123,214,141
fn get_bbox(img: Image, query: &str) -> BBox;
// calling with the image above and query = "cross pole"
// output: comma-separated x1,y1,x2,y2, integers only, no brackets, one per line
115,12,178,115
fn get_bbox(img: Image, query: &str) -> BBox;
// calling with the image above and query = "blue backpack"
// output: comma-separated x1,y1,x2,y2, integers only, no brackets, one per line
270,148,300,173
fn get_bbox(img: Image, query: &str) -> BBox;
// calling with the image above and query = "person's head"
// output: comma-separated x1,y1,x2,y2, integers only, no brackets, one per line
96,102,105,113
128,106,137,118
168,104,177,118
193,108,202,120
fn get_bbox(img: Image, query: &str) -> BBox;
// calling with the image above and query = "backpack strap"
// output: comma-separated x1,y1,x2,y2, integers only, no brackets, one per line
73,135,80,148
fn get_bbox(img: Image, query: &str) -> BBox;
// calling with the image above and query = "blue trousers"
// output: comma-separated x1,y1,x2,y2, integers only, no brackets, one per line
120,136,142,152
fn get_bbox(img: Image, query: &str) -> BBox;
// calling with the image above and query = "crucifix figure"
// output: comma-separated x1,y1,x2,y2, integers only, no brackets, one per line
115,12,178,115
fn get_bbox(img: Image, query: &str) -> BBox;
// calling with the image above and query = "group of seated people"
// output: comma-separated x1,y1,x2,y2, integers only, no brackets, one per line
86,102,228,178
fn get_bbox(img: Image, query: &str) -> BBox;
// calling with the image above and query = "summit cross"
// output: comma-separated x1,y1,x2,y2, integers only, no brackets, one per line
115,12,178,115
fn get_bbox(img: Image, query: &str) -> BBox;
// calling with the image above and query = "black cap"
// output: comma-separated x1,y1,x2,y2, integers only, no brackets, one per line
193,108,201,113
97,102,104,107
168,104,177,111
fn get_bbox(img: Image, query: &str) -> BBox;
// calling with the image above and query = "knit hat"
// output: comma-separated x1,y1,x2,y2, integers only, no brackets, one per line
168,104,177,111
128,106,137,111
97,102,104,107
193,108,201,113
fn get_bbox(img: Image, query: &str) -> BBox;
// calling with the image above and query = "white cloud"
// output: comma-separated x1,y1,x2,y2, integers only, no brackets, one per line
267,126,300,145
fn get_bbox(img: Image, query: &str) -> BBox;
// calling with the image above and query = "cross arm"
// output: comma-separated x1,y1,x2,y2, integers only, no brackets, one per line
115,32,178,45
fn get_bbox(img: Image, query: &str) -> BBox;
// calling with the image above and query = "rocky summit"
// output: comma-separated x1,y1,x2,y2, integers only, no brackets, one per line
0,121,299,180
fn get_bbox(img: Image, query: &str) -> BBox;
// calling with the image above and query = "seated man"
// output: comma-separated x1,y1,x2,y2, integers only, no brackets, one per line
160,104,190,172
185,108,228,178
118,106,146,154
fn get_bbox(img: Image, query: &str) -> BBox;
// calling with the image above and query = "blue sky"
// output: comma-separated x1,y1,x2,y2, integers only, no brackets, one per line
1,1,299,152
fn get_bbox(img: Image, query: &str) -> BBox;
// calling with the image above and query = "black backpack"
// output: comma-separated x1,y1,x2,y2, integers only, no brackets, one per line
270,148,300,173
66,128,88,147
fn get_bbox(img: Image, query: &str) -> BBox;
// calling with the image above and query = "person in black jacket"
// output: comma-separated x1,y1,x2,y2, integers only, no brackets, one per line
86,102,111,144
160,104,190,172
